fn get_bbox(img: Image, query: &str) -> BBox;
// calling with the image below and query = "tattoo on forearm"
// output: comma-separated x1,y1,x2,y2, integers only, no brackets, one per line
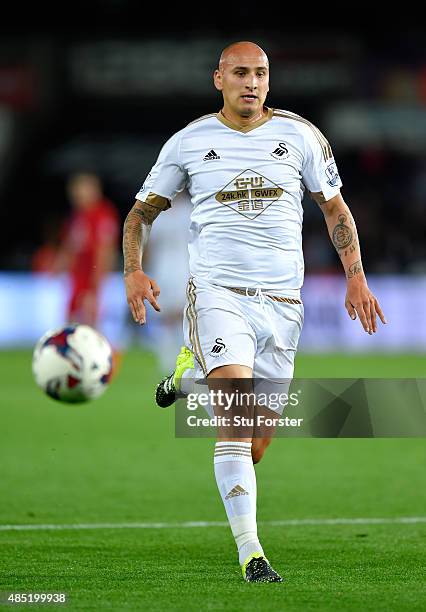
332,214,353,251
132,200,163,225
347,260,363,279
123,201,160,276
342,239,358,258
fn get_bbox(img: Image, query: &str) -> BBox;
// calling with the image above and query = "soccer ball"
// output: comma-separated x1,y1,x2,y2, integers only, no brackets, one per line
32,324,113,403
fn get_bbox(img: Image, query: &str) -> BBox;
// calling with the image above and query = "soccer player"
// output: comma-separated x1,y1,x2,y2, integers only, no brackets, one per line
123,42,386,582
55,172,120,327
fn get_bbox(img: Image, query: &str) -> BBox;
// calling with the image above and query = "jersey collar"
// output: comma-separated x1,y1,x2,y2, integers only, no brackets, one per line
216,106,273,133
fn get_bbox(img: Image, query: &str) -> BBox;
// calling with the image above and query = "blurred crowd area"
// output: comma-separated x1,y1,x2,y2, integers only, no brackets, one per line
0,26,425,275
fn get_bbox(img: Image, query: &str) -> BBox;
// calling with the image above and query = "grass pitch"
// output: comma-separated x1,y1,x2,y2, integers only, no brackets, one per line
0,350,425,611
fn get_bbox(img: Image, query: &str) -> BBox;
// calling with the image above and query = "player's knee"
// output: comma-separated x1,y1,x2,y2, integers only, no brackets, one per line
251,438,272,464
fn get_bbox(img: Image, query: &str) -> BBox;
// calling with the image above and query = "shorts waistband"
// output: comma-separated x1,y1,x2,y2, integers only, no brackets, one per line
226,286,302,304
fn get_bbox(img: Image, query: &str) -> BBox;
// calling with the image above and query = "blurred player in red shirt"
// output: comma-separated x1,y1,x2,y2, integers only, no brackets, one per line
56,173,120,327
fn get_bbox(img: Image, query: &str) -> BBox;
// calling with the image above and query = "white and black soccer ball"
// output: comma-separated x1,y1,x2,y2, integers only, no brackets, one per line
32,324,113,403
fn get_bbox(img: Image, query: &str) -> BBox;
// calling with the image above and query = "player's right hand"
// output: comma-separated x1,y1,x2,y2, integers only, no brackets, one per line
124,270,161,325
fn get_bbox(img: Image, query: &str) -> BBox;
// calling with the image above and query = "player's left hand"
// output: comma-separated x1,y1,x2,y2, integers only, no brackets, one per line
345,277,387,334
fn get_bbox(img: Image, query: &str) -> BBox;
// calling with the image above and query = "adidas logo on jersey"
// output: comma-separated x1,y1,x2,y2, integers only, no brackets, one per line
203,149,220,161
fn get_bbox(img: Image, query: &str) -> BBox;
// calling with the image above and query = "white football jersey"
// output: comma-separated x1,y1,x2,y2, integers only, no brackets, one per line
136,107,342,295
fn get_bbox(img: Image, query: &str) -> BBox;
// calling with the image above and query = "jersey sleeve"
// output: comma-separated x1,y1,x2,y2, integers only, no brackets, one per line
135,132,186,210
301,125,342,205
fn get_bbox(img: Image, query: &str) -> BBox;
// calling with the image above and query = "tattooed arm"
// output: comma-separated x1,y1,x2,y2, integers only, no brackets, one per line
320,193,386,334
123,199,165,324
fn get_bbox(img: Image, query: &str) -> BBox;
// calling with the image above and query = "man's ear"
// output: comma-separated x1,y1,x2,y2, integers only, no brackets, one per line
213,69,223,91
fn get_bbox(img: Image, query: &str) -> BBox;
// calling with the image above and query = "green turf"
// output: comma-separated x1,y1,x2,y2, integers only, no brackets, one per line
0,350,425,611
294,353,426,378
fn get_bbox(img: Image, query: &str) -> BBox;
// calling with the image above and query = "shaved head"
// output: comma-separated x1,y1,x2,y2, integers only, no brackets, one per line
214,41,270,125
218,41,269,71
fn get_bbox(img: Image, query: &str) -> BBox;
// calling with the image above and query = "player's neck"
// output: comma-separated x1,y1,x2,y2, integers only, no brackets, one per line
220,106,267,128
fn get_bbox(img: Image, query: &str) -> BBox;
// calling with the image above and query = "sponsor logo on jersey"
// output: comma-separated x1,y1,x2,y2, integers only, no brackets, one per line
209,337,227,357
203,149,220,161
215,170,284,219
325,161,340,187
270,142,289,159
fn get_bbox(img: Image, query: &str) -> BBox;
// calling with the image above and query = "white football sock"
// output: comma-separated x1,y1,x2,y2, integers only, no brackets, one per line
214,441,264,566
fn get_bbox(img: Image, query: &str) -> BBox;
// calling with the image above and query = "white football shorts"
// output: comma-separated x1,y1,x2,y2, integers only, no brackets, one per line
183,277,303,414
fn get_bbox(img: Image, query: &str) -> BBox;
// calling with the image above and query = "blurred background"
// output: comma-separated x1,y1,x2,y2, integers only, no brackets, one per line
1,10,425,364
1,11,425,609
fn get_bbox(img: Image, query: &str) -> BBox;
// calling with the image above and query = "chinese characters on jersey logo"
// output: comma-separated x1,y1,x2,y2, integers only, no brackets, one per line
215,170,284,219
